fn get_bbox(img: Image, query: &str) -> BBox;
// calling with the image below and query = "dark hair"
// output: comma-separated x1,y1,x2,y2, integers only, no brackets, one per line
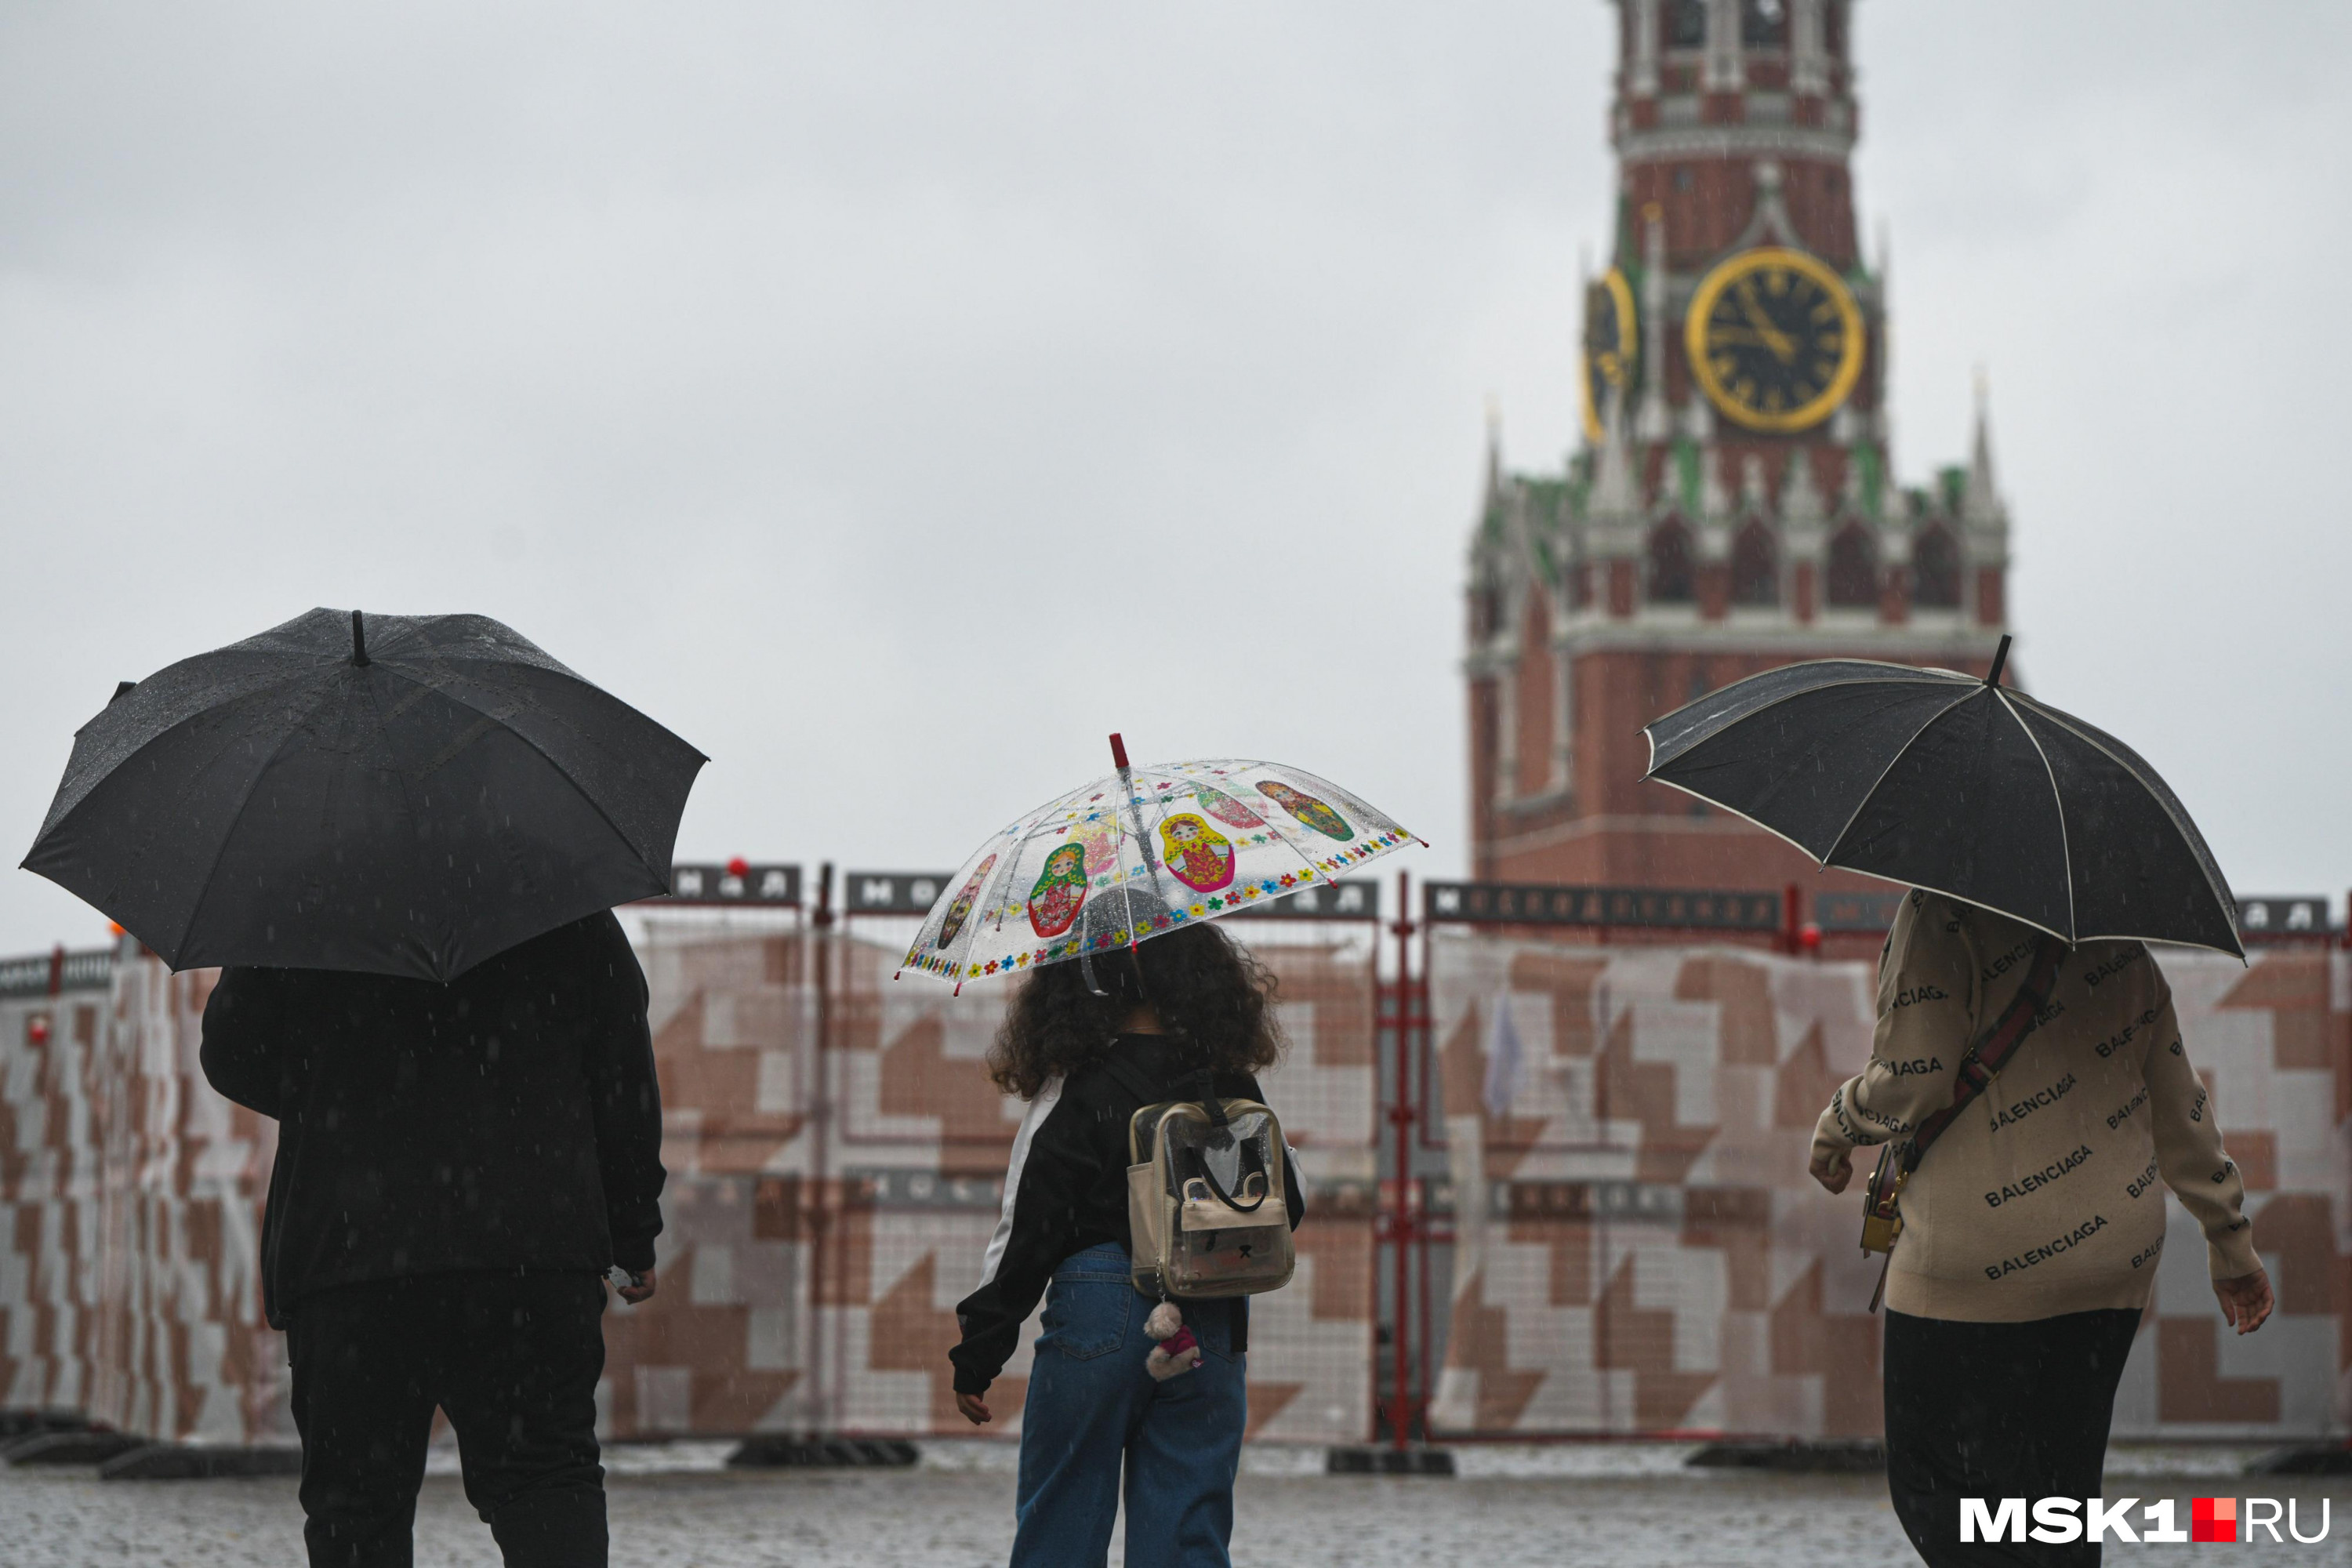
987,921,1285,1099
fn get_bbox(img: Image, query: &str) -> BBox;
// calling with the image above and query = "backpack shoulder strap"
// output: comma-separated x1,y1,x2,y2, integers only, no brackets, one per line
1189,1065,1229,1129
1900,932,2067,1174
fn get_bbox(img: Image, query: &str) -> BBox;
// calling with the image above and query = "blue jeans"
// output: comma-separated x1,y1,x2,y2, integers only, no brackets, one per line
1011,1243,1246,1568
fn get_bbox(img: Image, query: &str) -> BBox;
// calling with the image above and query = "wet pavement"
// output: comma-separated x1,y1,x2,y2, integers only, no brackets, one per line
3,1442,2343,1566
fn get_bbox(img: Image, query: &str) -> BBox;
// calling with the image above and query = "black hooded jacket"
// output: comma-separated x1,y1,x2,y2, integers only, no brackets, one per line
949,1032,1306,1396
199,911,665,1327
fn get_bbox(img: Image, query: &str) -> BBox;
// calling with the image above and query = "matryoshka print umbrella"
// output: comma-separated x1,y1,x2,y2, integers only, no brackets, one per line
901,735,1421,989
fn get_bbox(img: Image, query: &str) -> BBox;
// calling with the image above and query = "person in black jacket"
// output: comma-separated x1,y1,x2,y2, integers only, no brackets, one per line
200,909,665,1568
951,921,1304,1568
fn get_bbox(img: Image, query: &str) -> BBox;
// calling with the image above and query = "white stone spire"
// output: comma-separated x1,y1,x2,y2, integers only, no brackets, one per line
1962,369,2005,528
1589,387,1639,521
1483,396,1504,506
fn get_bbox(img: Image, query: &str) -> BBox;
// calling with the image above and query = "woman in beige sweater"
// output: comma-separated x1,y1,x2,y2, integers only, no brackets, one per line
1811,889,2273,1566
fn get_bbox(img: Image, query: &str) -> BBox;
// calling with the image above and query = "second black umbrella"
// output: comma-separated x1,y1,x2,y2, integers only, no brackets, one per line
1641,637,2239,957
22,607,705,982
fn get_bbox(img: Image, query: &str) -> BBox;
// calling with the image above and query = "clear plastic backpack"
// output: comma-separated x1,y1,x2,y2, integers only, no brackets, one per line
1101,1057,1295,1300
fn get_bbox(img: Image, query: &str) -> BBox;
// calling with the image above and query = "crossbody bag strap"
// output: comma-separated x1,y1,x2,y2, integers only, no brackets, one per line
1860,932,2067,1311
1899,933,2068,1175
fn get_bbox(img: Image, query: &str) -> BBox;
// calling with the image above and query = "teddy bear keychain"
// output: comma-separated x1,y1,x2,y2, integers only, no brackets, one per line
1144,1302,1200,1380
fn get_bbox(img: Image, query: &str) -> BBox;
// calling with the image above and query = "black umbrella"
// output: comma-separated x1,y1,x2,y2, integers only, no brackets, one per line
22,608,705,982
1641,636,2240,957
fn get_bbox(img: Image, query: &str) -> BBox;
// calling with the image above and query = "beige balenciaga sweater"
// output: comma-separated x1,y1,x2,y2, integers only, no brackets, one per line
1812,890,2259,1321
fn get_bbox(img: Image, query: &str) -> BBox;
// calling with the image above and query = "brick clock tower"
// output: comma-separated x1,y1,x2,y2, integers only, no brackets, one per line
1465,0,2011,909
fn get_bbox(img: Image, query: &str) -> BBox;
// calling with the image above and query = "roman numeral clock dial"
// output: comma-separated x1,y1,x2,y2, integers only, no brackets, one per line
1683,247,1866,433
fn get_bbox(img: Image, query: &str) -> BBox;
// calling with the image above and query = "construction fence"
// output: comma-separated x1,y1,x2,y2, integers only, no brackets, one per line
0,887,2345,1449
1421,932,2350,1441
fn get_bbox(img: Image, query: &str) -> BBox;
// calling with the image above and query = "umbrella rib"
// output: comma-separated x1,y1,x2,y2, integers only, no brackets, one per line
1642,662,1977,770
922,836,1015,976
1817,687,1986,867
30,660,315,843
25,663,311,858
1642,772,1853,868
985,778,1142,972
1635,771,2071,952
1999,689,2241,949
392,668,675,890
980,794,1075,966
165,678,350,966
1228,764,1352,892
1632,775,2080,951
1996,688,2075,943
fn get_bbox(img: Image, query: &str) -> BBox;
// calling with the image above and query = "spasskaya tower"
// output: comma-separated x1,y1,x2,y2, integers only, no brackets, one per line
1465,0,2011,904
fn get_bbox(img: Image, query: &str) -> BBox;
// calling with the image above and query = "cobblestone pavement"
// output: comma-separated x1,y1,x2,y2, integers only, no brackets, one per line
4,1443,2343,1566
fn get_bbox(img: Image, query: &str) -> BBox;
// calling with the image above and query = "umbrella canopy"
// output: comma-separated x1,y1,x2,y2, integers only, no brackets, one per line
902,736,1417,988
1641,637,2241,958
22,607,705,982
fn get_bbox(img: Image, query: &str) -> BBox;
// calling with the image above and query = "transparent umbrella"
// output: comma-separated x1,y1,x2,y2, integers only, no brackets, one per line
900,735,1419,990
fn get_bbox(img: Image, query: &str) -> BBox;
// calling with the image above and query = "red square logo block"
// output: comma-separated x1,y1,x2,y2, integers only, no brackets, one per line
2192,1497,2236,1544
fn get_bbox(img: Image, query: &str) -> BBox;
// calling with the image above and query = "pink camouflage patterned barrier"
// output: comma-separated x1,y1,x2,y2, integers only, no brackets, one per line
1425,933,2352,1440
608,920,1381,1443
0,946,287,1444
7,927,2341,1449
0,925,1381,1446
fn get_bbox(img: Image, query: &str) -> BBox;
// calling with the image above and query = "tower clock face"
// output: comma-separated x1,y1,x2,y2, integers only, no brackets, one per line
1580,266,1638,444
1685,247,1866,433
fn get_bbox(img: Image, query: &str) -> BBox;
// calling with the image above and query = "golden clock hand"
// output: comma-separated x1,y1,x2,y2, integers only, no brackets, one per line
1734,287,1798,363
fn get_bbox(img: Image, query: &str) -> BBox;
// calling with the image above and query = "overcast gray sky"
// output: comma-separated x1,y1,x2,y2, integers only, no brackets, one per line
5,2,2348,956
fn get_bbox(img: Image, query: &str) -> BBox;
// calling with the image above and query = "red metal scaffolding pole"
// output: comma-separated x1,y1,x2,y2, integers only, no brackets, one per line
808,862,835,1434
1388,867,1417,1450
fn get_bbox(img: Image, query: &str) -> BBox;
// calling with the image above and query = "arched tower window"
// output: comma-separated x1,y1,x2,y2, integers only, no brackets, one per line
1913,524,1962,610
1647,521,1695,605
1731,521,1778,607
1741,0,1789,48
1665,0,1708,49
1827,522,1878,608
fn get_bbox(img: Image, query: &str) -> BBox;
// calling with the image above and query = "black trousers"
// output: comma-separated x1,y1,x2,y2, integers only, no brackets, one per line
1884,1307,2143,1568
287,1271,609,1568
